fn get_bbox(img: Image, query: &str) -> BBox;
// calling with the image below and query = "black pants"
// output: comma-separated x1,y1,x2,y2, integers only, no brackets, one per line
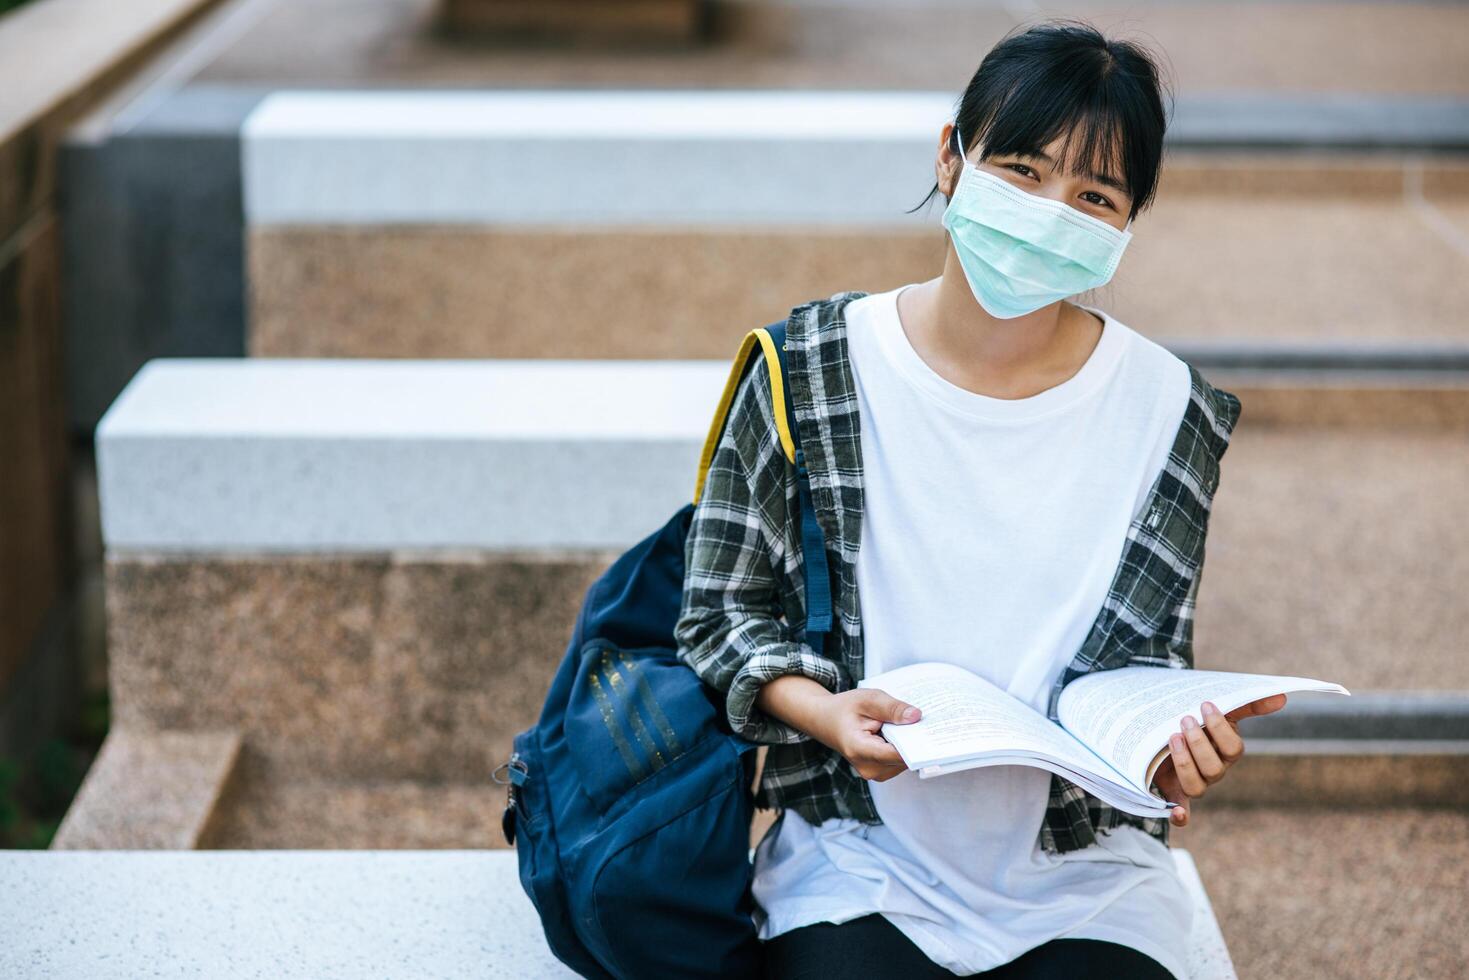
763,913,1175,979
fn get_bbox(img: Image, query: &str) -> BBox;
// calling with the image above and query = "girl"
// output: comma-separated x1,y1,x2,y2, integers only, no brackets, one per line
676,20,1283,979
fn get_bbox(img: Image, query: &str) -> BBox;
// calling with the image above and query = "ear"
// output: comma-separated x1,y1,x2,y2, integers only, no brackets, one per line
937,123,964,199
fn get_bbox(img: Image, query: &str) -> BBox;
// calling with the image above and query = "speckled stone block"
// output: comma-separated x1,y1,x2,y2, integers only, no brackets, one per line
245,189,1469,361
0,850,578,978
0,848,1239,980
1194,746,1469,808
238,93,1469,356
1173,849,1237,980
1174,808,1469,979
1195,425,1469,692
247,226,943,359
241,91,955,227
95,358,734,552
201,749,506,849
51,728,241,849
1204,371,1469,430
440,0,705,44
104,552,610,782
192,0,1469,95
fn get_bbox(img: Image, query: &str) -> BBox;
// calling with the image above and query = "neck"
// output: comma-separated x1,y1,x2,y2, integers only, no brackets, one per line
896,252,1103,400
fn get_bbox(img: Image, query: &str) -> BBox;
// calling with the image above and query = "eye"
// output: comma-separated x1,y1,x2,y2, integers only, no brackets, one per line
1081,191,1115,210
1007,163,1038,179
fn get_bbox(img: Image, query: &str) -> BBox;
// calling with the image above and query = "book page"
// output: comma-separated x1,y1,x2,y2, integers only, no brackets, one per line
858,662,1120,784
1057,667,1350,790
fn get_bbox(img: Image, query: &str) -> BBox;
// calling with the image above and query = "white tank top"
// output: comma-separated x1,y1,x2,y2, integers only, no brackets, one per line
750,283,1195,978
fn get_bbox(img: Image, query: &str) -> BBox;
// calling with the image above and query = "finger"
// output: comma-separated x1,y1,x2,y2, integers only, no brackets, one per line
867,761,909,782
1182,714,1226,783
853,735,909,781
860,689,922,725
856,732,906,768
1153,764,1180,803
1201,701,1245,764
1169,732,1208,797
1225,693,1287,723
1153,767,1191,826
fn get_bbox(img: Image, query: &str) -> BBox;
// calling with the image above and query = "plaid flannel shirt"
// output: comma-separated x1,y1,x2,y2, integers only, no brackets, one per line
674,290,1243,855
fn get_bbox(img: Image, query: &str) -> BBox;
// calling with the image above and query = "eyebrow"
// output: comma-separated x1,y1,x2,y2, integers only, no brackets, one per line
1016,150,1130,196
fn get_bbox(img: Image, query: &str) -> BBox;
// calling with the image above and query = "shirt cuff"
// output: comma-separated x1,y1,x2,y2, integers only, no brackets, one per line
725,643,851,744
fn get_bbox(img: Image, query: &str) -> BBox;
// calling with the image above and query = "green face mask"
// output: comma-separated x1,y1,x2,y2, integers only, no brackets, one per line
941,122,1134,319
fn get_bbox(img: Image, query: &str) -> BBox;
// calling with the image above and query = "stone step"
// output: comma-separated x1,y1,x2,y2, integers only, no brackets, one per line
51,729,242,850
62,83,1469,431
235,90,1469,358
84,357,1469,811
190,0,1469,97
238,90,1469,227
1171,806,1469,978
6,850,578,978
0,848,1234,979
95,357,729,552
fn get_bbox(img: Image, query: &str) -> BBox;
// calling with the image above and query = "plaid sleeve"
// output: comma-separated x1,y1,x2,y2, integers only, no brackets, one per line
1131,558,1200,671
1139,373,1242,672
675,352,850,745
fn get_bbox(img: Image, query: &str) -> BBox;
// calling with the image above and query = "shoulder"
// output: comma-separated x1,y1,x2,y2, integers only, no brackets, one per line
1100,308,1243,460
785,290,870,356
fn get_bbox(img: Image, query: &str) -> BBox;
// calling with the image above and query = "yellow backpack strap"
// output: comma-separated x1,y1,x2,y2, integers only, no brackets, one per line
693,326,797,505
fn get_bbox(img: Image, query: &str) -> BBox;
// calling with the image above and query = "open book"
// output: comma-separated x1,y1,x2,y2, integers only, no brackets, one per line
858,663,1350,818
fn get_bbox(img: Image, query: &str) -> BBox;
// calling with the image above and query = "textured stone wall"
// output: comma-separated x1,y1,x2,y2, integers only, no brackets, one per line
104,551,613,781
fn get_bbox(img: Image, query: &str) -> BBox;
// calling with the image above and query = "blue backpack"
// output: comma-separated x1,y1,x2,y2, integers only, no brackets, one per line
498,319,834,979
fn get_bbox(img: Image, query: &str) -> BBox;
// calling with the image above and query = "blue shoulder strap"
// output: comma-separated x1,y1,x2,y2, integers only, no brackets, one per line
763,320,834,656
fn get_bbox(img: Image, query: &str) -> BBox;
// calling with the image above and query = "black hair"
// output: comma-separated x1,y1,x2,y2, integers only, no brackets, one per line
909,20,1173,223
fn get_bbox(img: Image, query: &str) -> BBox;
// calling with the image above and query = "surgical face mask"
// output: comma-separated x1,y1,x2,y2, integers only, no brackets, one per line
941,122,1133,319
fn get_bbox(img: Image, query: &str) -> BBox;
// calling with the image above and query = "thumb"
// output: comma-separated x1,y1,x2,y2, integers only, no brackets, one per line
863,689,922,724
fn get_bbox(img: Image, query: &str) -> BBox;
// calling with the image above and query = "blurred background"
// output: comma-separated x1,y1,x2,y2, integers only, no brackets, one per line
1,0,1466,976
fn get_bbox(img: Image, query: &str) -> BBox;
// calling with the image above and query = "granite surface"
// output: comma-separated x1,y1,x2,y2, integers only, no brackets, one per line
104,552,609,782
239,90,1469,228
95,358,735,551
193,0,1469,95
248,226,942,358
1175,808,1469,979
1203,372,1469,430
246,186,1469,359
0,848,1235,979
202,751,506,848
96,414,1469,697
0,850,579,978
1184,747,1469,809
51,728,241,849
240,90,954,227
440,0,701,43
1195,425,1469,691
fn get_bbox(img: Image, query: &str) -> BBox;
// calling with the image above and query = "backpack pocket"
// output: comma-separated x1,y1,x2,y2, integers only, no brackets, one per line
580,733,763,980
506,728,615,980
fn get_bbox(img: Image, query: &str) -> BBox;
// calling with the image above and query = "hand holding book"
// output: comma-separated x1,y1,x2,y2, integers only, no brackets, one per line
1151,693,1286,827
855,662,1349,821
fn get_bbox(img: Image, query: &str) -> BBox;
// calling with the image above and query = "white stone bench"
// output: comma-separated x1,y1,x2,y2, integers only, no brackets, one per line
0,849,1234,978
96,358,730,551
242,90,953,227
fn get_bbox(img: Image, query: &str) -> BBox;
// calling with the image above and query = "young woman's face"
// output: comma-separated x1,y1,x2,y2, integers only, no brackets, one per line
943,126,1136,232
